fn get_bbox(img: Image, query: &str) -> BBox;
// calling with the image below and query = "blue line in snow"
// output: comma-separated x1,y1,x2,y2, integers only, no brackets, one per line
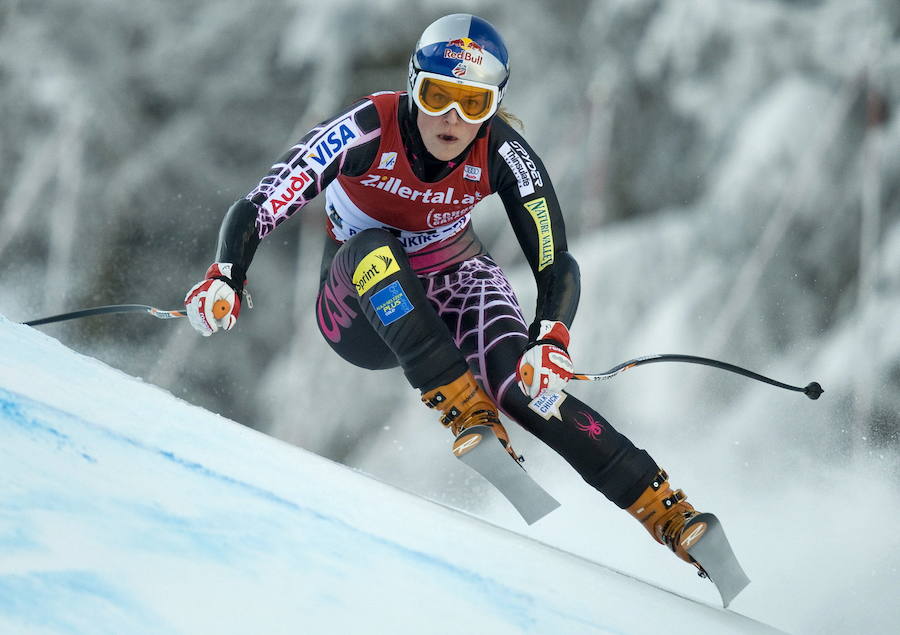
0,386,608,632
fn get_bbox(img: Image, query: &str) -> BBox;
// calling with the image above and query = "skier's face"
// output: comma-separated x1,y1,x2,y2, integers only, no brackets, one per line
416,108,480,161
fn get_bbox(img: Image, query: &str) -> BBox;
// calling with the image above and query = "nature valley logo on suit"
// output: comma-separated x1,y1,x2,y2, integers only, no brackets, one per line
352,246,401,295
523,197,554,271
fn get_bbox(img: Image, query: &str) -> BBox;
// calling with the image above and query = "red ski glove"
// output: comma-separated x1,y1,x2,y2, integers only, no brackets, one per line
516,320,574,398
184,263,242,336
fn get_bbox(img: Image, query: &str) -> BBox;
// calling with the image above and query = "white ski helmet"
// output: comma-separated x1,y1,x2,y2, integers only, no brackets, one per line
407,14,510,124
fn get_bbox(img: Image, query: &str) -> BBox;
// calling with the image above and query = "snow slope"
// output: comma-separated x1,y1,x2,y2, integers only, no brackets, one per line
0,315,781,635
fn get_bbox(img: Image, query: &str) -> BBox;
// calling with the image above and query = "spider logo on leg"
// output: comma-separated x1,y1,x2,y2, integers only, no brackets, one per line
575,411,605,440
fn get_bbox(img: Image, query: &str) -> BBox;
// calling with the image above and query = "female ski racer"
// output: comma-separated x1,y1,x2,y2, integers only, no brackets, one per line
185,13,708,572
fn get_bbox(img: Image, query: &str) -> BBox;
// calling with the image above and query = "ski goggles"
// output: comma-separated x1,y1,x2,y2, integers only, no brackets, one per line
411,71,500,124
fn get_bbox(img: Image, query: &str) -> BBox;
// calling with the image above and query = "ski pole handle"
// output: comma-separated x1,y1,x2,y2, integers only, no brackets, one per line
518,363,535,387
212,299,231,321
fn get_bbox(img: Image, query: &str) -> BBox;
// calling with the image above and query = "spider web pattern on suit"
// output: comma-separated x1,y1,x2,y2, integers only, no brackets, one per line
424,256,528,407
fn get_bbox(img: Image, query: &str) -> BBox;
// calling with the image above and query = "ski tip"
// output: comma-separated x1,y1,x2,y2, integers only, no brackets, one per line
522,499,561,525
685,513,751,609
720,573,751,609
454,425,561,525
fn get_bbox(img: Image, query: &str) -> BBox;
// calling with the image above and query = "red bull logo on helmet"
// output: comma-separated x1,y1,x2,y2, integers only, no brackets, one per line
447,37,484,52
444,37,484,65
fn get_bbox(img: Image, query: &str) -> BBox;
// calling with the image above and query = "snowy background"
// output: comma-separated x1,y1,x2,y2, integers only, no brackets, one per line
2,1,899,633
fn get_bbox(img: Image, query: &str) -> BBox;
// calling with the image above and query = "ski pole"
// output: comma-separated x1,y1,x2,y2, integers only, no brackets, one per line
22,300,231,327
573,353,823,400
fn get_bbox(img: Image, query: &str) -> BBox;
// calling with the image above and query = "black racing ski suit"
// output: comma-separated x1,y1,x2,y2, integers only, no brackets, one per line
211,93,659,509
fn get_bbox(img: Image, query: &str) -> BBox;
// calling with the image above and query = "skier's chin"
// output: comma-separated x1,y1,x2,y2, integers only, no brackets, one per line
429,136,463,160
416,110,479,160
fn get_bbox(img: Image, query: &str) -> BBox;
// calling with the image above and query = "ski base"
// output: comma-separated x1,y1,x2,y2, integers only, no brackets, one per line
684,512,750,608
454,425,560,525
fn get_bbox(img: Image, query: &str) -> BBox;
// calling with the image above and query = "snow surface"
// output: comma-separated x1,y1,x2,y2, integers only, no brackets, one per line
0,315,783,634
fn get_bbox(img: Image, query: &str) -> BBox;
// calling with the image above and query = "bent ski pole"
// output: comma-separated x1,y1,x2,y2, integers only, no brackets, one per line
573,353,823,400
22,300,231,327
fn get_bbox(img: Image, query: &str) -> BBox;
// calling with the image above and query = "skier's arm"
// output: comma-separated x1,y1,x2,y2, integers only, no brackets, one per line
488,119,581,340
216,98,382,290
184,99,381,335
488,118,579,397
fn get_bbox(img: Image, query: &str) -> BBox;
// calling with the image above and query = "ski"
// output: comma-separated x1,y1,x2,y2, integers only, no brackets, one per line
453,425,560,524
684,512,750,608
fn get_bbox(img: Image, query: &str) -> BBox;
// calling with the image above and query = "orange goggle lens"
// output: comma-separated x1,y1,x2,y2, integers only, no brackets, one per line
416,76,496,122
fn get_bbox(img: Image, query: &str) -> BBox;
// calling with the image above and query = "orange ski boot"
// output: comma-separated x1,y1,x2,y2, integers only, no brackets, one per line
627,469,707,573
421,370,519,461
